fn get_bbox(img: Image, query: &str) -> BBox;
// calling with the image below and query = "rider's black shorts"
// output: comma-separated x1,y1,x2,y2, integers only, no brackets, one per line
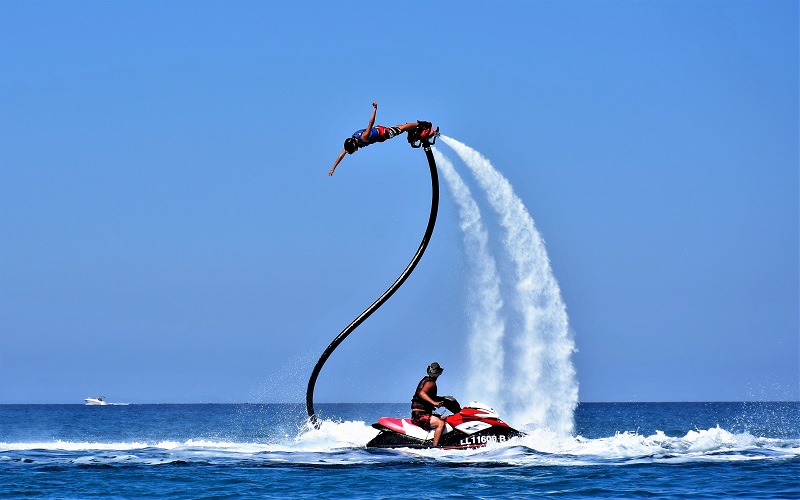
411,412,432,430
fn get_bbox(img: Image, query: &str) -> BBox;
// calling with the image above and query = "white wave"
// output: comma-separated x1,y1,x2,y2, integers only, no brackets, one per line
0,440,163,452
0,420,378,456
2,425,797,466
518,426,800,463
293,418,380,451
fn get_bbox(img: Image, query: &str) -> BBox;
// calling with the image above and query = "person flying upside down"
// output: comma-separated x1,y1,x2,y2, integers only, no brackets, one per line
328,101,425,176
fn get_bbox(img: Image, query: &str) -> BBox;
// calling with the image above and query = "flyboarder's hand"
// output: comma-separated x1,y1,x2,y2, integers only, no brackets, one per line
372,101,378,108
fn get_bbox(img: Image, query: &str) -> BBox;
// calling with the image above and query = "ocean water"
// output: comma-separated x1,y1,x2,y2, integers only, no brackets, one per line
1,402,798,499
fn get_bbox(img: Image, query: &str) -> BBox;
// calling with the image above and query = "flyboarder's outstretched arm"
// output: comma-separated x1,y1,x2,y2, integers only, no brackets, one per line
330,102,378,176
360,101,378,142
329,149,347,176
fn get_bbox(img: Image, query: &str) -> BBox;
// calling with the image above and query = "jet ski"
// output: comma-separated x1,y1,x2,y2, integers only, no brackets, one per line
366,397,523,449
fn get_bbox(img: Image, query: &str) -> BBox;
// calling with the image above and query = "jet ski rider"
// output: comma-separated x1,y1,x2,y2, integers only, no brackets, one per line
411,362,446,447
328,101,425,176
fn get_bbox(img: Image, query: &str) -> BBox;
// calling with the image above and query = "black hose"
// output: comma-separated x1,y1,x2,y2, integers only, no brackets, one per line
306,143,440,427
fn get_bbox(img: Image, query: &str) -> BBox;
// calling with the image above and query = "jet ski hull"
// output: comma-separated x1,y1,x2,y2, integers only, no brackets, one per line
366,402,524,450
367,422,522,449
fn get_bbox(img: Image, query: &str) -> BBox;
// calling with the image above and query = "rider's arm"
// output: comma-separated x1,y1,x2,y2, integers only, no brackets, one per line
329,149,347,176
418,381,443,407
360,101,378,142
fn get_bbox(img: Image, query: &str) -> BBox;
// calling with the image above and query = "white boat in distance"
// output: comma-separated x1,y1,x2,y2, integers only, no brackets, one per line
84,396,107,405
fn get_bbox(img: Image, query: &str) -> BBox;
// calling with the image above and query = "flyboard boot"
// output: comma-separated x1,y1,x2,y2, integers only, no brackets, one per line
407,120,440,148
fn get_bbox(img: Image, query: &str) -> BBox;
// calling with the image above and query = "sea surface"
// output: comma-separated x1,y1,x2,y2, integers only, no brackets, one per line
1,402,798,499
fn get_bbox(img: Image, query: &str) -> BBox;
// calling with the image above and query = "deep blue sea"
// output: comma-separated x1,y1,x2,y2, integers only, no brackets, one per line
1,402,798,499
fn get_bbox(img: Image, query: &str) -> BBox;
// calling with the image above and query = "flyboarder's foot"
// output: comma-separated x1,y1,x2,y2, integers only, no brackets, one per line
407,121,439,147
419,125,438,141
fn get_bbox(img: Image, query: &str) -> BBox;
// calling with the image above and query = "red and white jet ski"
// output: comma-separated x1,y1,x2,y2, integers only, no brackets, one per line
366,397,523,449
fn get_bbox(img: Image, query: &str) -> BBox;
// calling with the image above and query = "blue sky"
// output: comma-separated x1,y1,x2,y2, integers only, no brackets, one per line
1,1,797,404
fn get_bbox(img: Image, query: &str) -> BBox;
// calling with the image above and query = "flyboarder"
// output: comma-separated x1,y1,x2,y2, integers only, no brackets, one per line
328,101,436,176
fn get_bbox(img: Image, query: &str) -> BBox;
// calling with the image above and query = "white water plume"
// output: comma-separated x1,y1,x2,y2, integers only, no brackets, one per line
439,136,578,436
433,149,505,407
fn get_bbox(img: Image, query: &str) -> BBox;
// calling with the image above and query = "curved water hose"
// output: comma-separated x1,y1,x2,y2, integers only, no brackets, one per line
306,143,440,427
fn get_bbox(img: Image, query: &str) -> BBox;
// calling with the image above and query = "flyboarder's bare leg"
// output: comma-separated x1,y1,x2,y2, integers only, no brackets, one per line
396,122,421,132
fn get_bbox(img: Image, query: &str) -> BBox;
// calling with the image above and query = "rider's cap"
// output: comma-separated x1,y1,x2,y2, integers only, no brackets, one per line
427,362,443,377
344,137,358,154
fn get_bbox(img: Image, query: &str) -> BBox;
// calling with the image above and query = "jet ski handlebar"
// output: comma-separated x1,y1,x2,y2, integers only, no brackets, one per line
440,395,461,415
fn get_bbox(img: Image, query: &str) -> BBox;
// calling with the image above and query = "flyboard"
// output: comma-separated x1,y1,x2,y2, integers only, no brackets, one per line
305,122,441,427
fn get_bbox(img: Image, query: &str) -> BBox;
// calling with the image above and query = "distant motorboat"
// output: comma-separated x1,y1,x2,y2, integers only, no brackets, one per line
84,396,107,405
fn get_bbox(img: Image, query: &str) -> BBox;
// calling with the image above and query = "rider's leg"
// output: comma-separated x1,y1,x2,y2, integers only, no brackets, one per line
430,415,445,447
